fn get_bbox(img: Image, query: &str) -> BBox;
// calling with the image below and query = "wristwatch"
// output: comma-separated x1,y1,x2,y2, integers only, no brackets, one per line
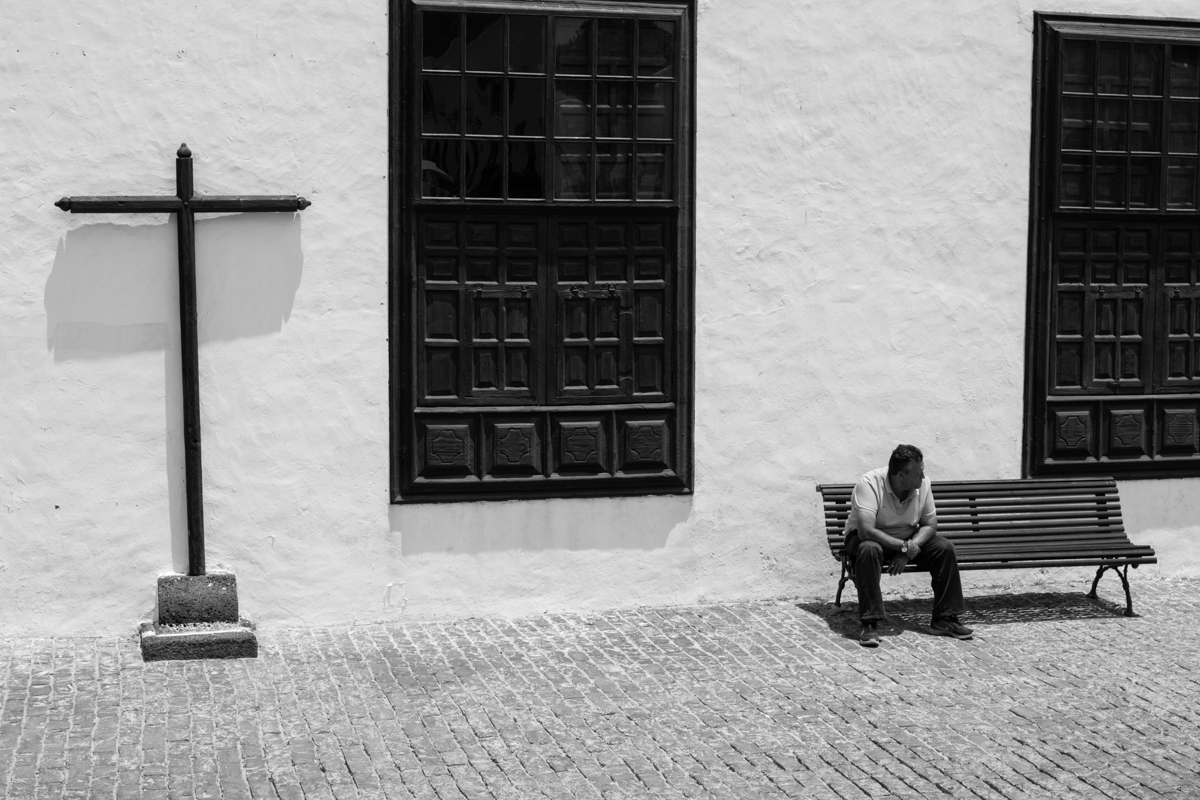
901,540,910,555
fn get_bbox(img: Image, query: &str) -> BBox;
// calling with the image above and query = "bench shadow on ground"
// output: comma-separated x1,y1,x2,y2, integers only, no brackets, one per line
797,591,1132,643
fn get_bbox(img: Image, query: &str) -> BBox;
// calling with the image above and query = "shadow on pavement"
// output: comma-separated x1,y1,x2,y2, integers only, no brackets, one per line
797,590,1132,643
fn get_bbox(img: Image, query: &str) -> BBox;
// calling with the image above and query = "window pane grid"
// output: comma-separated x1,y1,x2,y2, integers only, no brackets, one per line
420,9,676,202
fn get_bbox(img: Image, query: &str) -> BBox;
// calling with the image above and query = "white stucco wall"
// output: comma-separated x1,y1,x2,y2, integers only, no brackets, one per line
2,0,1197,636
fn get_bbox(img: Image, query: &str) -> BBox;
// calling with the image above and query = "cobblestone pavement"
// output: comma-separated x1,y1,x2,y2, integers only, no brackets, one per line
2,576,1200,800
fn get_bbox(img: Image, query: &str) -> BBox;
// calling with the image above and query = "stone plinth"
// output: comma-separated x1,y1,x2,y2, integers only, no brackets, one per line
139,572,257,661
156,573,239,625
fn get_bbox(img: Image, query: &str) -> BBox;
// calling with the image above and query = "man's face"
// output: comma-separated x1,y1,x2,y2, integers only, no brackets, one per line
896,460,925,492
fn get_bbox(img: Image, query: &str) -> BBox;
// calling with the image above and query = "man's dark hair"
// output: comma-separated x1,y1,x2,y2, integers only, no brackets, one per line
887,444,924,476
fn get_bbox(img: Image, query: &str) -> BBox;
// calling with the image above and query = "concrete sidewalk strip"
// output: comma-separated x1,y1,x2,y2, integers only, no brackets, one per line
1,577,1199,799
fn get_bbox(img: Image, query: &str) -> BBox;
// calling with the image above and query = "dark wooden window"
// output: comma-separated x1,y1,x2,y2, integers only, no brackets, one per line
391,0,694,502
1027,14,1200,477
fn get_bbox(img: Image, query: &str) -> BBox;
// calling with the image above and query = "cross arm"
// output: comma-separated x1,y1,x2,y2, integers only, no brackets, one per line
189,195,312,213
55,196,184,214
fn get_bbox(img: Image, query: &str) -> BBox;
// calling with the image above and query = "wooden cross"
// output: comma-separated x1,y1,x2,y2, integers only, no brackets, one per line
56,144,310,577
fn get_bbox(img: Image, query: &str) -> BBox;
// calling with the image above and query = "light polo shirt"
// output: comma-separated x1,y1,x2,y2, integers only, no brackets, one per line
843,466,936,539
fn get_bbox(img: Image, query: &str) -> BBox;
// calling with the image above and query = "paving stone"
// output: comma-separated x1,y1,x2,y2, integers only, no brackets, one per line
2,577,1200,797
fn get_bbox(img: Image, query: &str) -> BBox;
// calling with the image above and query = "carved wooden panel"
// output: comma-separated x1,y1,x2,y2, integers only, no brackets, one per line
552,416,609,475
484,417,543,477
419,421,476,478
1160,406,1200,455
618,415,671,473
1104,406,1150,458
1050,407,1095,459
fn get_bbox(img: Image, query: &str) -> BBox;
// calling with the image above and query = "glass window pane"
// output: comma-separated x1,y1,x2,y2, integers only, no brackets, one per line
556,18,591,75
555,143,592,199
1097,42,1129,94
555,80,592,137
508,78,546,136
596,143,631,199
1168,157,1199,209
1094,155,1125,207
636,144,672,199
1059,154,1091,207
1129,100,1161,152
1062,40,1094,94
1096,99,1128,151
422,139,461,198
638,20,675,77
509,16,546,73
1169,102,1199,154
464,77,503,135
1128,157,1160,208
1132,44,1163,96
465,140,503,198
423,76,461,134
1061,96,1093,151
1171,45,1200,98
596,81,632,138
508,141,545,199
637,82,674,139
423,11,461,71
597,19,633,76
465,14,504,72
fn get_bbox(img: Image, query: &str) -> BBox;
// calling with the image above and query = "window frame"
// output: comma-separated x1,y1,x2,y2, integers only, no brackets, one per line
389,0,696,503
1025,12,1200,478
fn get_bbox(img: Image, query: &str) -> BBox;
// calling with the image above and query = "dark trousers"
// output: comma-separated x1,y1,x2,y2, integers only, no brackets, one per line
844,531,965,624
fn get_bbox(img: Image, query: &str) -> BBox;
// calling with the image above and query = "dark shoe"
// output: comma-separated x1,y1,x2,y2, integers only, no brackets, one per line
859,623,880,647
929,617,974,640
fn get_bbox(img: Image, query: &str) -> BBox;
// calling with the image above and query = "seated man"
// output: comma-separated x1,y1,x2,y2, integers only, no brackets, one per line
844,444,974,647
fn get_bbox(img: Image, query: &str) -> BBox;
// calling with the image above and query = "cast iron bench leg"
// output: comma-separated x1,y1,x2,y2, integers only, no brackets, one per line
1088,563,1135,617
835,556,851,607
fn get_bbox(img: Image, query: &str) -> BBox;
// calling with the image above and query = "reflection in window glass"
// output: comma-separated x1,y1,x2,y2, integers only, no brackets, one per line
508,78,546,136
465,77,504,135
1169,102,1200,154
596,82,633,138
636,145,671,199
556,19,591,75
508,141,545,198
465,14,504,72
1171,45,1200,98
1062,40,1094,93
424,12,461,71
1132,44,1163,95
596,143,631,199
1060,96,1093,150
638,20,675,77
555,81,592,137
555,143,591,199
465,140,503,197
1097,42,1129,94
509,16,546,73
1129,100,1161,152
422,139,460,197
423,76,461,133
637,82,673,139
597,19,633,76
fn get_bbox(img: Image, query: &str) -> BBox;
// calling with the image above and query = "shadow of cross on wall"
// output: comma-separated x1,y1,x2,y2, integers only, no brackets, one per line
44,213,304,573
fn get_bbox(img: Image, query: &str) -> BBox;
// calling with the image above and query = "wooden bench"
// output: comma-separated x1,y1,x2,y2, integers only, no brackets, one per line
816,477,1157,616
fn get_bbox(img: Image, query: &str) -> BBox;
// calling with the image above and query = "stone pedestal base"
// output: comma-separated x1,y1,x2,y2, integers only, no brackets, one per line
139,620,258,661
139,572,257,661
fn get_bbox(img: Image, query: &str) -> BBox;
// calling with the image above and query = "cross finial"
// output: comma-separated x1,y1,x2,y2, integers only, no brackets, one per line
177,143,192,159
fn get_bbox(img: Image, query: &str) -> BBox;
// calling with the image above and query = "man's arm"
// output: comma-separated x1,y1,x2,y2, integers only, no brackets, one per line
854,509,908,553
